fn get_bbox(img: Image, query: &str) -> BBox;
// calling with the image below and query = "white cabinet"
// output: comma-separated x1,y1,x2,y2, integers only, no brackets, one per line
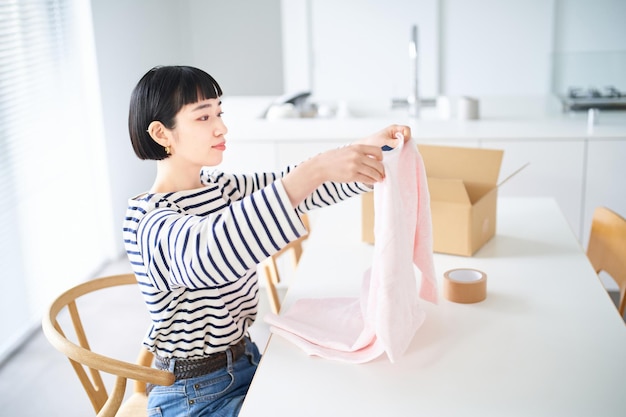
417,138,480,148
583,139,626,246
481,139,586,239
276,141,343,168
219,141,276,174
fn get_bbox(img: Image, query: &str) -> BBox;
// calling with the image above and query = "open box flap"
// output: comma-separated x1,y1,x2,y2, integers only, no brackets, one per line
427,177,470,204
418,144,503,186
498,162,530,188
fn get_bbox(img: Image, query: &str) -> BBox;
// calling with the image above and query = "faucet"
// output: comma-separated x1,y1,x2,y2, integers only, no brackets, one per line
408,24,419,117
391,25,421,117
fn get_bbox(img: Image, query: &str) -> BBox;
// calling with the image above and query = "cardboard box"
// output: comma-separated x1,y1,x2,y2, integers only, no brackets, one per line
362,144,504,257
361,192,376,244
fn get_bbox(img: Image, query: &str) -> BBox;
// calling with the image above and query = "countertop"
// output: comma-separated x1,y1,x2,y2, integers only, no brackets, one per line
240,196,626,417
221,95,626,142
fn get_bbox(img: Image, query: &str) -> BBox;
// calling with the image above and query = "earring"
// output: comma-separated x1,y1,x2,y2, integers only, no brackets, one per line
165,146,171,155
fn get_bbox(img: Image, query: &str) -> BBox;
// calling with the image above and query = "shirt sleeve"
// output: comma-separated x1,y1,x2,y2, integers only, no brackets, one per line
296,180,372,213
206,167,371,213
137,181,307,290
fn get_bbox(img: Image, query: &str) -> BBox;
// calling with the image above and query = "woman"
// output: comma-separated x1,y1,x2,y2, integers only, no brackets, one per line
123,65,410,416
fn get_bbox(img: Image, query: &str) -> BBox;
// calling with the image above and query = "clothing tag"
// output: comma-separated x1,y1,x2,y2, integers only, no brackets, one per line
382,132,405,152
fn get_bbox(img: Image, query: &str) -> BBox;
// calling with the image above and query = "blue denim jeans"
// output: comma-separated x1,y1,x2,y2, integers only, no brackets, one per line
147,337,261,417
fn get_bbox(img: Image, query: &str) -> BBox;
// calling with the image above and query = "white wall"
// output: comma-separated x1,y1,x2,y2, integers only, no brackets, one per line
183,0,284,95
282,0,626,100
552,0,626,94
308,0,440,101
554,0,626,52
441,0,554,96
91,0,185,253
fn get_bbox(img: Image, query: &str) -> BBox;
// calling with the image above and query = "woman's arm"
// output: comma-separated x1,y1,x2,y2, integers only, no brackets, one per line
281,125,411,208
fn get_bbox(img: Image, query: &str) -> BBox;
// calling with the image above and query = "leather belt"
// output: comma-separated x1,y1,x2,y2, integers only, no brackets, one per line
154,338,247,380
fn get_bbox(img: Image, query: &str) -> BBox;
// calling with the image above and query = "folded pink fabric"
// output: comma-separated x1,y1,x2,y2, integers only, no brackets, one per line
265,137,437,363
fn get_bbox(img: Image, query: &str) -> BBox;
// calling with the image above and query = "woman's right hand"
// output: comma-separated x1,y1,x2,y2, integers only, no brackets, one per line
314,144,385,184
282,124,411,207
282,143,385,208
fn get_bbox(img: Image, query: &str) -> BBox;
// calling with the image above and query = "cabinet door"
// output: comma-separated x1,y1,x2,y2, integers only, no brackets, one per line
418,138,480,148
583,139,626,246
481,139,585,239
219,141,277,174
277,141,343,168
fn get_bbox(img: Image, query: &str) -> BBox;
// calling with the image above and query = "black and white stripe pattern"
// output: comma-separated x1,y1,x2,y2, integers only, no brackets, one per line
123,167,370,358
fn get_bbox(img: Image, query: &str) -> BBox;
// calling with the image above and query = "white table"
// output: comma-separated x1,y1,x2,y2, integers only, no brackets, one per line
240,197,626,417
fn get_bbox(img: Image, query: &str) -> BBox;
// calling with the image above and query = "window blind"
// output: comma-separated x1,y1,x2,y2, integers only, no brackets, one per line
0,0,116,361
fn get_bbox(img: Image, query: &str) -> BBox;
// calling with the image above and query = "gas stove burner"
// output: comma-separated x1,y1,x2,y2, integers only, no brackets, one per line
562,85,626,111
567,86,623,99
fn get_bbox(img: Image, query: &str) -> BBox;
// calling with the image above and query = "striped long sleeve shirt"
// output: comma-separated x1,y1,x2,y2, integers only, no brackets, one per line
123,167,370,358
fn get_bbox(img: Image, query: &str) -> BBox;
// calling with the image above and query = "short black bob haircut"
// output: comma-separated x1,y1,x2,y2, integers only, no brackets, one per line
128,65,223,160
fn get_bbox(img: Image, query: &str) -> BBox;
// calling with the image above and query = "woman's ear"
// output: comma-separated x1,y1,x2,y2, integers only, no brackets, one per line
146,121,170,148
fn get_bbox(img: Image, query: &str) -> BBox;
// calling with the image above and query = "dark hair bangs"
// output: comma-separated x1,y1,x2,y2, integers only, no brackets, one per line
176,67,223,108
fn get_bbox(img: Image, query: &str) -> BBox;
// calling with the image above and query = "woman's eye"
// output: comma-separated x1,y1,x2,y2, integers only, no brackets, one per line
199,115,209,121
218,112,224,118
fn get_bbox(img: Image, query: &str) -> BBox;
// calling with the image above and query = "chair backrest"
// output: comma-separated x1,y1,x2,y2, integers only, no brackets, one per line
261,213,310,314
41,273,175,417
586,207,626,317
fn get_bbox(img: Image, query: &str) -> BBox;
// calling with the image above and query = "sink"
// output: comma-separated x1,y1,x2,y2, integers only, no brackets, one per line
344,98,436,119
263,98,437,120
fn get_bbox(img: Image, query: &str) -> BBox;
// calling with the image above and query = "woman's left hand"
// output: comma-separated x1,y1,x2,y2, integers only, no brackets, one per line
356,124,412,149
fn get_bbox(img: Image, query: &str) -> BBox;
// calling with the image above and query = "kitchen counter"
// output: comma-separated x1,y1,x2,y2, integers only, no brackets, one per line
222,95,626,142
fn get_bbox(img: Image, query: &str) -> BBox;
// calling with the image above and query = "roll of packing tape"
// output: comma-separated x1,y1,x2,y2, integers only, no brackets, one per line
443,268,487,303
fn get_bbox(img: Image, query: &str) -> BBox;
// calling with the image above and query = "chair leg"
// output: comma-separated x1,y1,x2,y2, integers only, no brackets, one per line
290,243,303,269
263,262,281,314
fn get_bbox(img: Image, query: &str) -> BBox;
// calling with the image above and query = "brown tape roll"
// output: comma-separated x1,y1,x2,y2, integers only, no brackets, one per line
443,268,487,303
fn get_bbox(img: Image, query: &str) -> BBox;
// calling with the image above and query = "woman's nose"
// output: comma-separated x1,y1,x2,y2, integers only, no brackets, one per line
215,117,228,136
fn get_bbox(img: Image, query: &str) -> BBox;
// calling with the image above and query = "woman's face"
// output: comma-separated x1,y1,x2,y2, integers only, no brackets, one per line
169,97,228,167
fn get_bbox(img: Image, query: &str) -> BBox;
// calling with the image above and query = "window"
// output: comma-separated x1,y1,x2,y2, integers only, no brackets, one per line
0,0,116,361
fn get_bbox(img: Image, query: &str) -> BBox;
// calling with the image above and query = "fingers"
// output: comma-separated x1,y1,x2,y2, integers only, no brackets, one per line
331,144,383,184
353,125,411,149
390,124,411,142
378,125,412,149
353,143,383,161
401,125,412,140
351,144,385,182
360,155,385,183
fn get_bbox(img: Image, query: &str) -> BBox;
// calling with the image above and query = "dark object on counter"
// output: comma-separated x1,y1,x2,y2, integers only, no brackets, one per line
562,86,626,111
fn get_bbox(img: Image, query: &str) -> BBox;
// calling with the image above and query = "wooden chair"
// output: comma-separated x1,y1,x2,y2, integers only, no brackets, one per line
261,213,310,314
41,273,175,417
586,207,626,318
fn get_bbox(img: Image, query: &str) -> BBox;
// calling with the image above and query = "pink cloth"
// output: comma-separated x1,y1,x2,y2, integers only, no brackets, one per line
265,137,437,363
